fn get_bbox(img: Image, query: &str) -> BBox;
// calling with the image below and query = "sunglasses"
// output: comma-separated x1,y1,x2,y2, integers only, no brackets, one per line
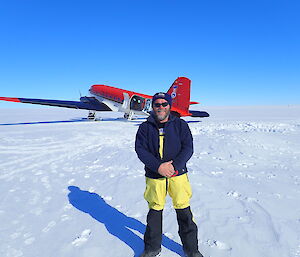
154,102,169,108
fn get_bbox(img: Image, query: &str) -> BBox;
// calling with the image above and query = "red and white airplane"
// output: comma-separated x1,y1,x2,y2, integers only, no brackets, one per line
0,77,209,120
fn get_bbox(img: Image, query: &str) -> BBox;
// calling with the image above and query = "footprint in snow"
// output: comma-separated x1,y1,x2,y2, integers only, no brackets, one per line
227,190,258,202
61,214,71,222
10,232,21,240
6,248,23,257
72,229,91,247
205,239,232,251
68,178,75,185
24,237,35,245
42,221,56,233
103,195,113,201
211,171,223,176
227,190,241,199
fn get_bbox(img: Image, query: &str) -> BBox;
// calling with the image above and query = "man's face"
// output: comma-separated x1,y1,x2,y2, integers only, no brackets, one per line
153,98,171,122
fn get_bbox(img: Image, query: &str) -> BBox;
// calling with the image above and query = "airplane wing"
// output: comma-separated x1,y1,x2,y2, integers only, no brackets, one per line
0,96,112,111
189,110,210,117
170,106,209,118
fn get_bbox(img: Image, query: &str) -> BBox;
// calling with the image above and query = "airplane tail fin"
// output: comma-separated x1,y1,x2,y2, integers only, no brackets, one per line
167,77,191,116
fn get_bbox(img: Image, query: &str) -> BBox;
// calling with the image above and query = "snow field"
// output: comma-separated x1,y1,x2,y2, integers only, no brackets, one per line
0,106,300,257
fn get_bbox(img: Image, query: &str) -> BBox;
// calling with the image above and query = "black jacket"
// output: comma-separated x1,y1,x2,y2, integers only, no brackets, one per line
135,113,193,179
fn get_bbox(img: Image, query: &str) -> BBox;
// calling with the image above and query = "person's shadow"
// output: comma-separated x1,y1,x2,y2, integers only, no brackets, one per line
68,186,184,257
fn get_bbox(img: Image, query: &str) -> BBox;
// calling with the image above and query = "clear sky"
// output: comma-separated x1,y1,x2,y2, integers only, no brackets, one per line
0,0,299,108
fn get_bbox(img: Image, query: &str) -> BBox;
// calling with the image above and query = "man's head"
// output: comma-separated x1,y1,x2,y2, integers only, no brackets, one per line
152,92,172,122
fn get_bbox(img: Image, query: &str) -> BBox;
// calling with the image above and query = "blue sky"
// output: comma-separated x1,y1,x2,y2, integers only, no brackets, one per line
0,0,299,107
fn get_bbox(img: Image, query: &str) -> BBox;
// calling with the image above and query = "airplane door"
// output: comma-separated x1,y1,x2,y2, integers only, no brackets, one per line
130,95,145,111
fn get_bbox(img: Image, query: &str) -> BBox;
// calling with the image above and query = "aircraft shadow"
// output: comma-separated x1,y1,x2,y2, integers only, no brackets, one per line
100,117,146,122
68,186,184,257
0,117,147,126
0,118,200,127
0,118,90,126
132,120,202,126
186,120,202,123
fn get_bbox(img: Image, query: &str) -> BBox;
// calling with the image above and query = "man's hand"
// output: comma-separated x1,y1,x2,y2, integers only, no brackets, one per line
158,161,175,177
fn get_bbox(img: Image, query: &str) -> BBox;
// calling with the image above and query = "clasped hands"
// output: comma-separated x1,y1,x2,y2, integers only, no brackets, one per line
158,160,175,178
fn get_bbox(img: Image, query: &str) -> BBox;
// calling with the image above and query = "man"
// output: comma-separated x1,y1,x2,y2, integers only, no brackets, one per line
135,92,203,257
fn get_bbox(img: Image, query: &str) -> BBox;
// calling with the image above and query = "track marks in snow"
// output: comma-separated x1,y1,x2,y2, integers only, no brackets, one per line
191,121,300,171
191,121,298,135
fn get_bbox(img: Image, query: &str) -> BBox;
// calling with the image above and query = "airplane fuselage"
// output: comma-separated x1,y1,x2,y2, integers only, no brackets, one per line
89,84,153,117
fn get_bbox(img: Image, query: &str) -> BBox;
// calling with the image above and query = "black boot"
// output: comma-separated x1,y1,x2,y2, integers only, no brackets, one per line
176,206,200,254
184,250,204,257
143,209,163,253
139,248,161,257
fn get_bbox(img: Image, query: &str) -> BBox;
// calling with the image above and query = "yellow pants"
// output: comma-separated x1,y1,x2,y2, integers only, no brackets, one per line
144,173,192,211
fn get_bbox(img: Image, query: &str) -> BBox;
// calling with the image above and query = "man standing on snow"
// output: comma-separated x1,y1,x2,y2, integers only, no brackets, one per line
135,92,203,257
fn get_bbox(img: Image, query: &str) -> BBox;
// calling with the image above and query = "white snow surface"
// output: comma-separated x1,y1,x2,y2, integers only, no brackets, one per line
0,105,300,257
